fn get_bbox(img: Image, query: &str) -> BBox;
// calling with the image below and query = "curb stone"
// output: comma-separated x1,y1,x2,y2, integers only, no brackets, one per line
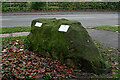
2,11,118,16
0,32,30,37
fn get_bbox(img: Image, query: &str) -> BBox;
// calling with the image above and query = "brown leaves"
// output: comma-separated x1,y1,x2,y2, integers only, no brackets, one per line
64,68,73,73
2,40,75,79
2,40,5,42
32,69,37,73
31,55,35,59
113,62,118,66
112,69,116,75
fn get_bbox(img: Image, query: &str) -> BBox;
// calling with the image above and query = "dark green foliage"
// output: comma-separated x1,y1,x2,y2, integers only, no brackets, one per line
31,2,46,10
2,8,10,11
61,2,119,10
25,18,106,74
2,2,120,11
61,2,69,10
2,2,31,11
61,2,77,10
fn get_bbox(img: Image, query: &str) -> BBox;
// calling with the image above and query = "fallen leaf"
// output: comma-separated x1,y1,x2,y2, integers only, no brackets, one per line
108,50,112,52
2,40,5,42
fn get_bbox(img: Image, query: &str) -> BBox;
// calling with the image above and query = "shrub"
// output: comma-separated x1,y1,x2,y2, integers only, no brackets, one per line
31,2,46,10
22,7,30,11
45,6,49,10
2,8,10,11
14,6,20,11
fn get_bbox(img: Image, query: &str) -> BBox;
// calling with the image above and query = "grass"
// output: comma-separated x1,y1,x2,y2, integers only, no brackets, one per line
1,36,26,46
1,36,26,41
93,41,119,78
0,26,31,34
87,26,119,32
0,26,119,34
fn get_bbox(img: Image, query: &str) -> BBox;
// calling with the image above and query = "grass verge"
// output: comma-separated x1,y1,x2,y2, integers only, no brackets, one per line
0,26,31,34
0,26,119,34
87,26,119,32
1,36,26,46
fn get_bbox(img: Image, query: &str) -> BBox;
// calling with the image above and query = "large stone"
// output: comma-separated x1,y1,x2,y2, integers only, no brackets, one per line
25,18,105,73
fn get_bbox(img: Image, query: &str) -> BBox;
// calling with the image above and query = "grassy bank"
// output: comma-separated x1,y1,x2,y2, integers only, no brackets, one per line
0,26,31,34
87,26,119,32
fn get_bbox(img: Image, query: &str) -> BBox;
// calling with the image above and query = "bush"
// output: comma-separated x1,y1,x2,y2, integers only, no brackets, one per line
2,2,120,11
14,6,20,11
45,6,49,10
61,2,69,10
22,7,30,11
31,2,46,10
2,8,9,11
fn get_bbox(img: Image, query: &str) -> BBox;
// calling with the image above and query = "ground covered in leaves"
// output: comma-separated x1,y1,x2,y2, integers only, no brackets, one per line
1,40,76,79
1,36,120,79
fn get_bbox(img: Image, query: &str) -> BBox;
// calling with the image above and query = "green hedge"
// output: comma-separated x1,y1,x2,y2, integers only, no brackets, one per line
31,2,46,10
2,2,120,11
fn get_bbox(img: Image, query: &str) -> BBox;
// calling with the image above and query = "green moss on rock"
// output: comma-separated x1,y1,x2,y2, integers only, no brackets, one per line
25,18,105,74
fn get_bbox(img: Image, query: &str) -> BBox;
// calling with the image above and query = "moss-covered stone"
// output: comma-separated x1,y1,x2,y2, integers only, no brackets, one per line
25,18,105,74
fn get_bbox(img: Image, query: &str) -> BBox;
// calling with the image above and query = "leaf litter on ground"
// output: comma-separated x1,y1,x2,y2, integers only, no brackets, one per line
1,40,120,79
1,40,76,79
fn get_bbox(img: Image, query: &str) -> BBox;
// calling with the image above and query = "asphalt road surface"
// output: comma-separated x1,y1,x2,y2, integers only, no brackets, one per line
1,12,119,49
1,12,118,27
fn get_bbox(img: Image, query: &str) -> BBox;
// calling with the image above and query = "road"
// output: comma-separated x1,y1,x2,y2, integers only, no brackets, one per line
1,12,118,27
1,12,119,49
87,29,118,49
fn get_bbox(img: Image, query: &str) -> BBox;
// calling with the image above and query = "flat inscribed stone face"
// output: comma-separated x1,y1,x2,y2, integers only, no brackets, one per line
58,25,70,32
35,22,42,27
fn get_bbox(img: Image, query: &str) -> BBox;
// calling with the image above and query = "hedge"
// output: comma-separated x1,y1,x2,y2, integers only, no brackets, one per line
2,2,120,11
